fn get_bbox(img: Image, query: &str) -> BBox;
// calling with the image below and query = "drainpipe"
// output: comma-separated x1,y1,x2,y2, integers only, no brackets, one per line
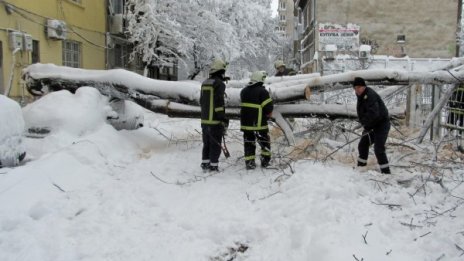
458,0,462,57
5,47,21,97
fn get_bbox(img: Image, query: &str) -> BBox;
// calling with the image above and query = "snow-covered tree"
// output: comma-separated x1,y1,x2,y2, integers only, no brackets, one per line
125,0,280,79
125,0,189,75
221,0,281,78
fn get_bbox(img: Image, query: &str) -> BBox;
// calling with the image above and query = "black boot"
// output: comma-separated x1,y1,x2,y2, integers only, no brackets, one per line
209,165,219,172
261,160,270,168
245,160,256,170
381,167,391,174
201,162,210,170
261,156,271,168
357,161,367,167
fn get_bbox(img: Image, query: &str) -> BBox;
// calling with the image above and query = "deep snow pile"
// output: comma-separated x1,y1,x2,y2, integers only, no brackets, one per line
0,94,25,167
0,89,464,260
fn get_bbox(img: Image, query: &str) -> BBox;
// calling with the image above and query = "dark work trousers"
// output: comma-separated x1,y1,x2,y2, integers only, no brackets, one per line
243,130,271,165
357,121,391,172
202,125,224,167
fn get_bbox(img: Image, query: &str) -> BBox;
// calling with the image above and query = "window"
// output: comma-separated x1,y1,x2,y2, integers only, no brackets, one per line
280,15,286,21
397,35,406,44
280,1,286,9
114,43,130,68
112,0,125,14
311,0,315,24
303,5,308,28
32,40,40,64
62,40,81,68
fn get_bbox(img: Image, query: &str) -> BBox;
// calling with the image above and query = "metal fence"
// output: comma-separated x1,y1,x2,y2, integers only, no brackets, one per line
411,84,464,140
442,86,464,136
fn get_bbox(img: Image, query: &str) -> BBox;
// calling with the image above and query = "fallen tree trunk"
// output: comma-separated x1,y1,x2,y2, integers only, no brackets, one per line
22,61,464,127
23,59,464,106
131,96,405,120
21,60,464,145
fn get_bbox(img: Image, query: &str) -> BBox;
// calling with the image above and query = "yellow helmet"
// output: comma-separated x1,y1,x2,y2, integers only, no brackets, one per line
209,58,228,74
250,71,268,84
274,60,285,69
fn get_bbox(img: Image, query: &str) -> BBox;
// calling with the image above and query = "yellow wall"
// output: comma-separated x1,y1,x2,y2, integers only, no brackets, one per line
0,0,106,99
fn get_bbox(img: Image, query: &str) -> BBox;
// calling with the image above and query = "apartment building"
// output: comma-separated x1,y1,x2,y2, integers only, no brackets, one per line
0,0,179,101
0,0,106,100
277,0,295,37
294,0,461,73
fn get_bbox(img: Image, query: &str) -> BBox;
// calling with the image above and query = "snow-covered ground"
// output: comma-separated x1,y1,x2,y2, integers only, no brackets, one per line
1,88,464,260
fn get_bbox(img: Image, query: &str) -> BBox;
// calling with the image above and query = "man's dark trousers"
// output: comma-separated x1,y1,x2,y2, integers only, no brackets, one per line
202,125,224,166
243,130,271,166
358,121,390,173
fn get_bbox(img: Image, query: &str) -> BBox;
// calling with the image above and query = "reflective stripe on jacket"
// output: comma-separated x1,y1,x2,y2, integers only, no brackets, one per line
200,77,225,125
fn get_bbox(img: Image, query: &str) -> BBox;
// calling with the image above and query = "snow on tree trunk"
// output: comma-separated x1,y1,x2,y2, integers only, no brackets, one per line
22,63,416,120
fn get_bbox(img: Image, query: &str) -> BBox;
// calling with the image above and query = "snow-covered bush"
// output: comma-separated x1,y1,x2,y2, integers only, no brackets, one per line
0,95,26,167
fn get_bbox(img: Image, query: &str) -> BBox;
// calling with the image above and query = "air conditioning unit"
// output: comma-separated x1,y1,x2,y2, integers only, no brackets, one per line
23,34,33,52
110,14,124,34
324,44,337,60
8,31,23,50
359,45,372,59
47,19,67,40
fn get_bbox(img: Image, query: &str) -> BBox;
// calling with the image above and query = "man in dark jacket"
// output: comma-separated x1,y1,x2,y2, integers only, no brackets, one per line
200,59,228,172
354,77,391,174
274,60,296,77
240,71,274,169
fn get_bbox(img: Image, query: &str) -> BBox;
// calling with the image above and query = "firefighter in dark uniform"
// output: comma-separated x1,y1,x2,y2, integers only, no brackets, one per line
200,59,228,172
274,60,296,77
353,77,391,174
240,71,274,169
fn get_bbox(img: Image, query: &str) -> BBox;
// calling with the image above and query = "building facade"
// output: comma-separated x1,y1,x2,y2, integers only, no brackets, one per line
295,0,460,73
0,0,107,100
107,0,178,81
277,0,295,37
0,0,178,101
276,0,300,71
